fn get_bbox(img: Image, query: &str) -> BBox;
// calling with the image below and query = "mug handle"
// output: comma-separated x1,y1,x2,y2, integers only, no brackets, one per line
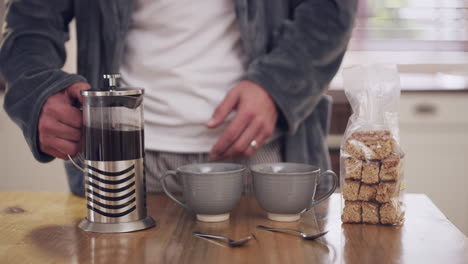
308,170,338,209
161,170,189,209
67,153,85,173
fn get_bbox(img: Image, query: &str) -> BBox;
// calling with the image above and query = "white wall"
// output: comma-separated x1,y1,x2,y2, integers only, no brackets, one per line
0,20,77,192
0,99,69,191
399,93,468,236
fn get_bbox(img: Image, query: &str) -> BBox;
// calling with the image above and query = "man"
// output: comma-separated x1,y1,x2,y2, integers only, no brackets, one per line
0,0,357,195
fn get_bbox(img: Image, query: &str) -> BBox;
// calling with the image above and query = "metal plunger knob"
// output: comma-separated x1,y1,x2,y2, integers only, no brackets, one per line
103,73,121,89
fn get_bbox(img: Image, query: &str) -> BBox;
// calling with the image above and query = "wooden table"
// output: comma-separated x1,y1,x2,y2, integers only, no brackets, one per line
0,193,466,264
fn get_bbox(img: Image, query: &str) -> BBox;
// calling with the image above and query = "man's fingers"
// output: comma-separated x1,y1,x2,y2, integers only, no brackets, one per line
40,136,80,157
207,80,279,161
209,112,251,160
41,146,69,160
42,103,82,129
54,138,80,156
37,82,90,160
39,116,81,141
218,121,262,159
241,126,274,158
207,89,239,128
66,82,91,104
60,105,82,129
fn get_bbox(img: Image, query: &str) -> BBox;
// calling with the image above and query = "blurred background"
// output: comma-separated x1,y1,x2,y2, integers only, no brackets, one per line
0,0,467,235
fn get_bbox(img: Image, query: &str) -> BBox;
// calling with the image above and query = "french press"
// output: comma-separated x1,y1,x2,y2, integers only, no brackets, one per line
69,74,156,233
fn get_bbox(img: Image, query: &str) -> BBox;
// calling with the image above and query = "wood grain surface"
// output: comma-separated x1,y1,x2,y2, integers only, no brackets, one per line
0,193,466,264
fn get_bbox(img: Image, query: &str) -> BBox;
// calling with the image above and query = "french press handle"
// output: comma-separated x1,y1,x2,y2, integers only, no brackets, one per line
68,154,86,172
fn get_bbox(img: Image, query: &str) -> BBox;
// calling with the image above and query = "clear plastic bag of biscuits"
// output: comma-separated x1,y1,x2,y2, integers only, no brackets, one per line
340,65,405,225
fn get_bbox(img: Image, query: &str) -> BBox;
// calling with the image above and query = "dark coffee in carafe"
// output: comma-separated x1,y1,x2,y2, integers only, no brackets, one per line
84,125,144,161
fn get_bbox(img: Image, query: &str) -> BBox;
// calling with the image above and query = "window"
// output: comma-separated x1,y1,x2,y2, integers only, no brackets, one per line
350,0,468,51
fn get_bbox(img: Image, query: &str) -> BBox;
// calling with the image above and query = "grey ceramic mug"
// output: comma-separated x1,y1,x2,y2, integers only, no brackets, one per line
160,163,245,222
251,162,338,222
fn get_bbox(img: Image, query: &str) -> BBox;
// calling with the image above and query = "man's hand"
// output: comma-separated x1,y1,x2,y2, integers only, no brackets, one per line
38,82,91,160
207,80,278,160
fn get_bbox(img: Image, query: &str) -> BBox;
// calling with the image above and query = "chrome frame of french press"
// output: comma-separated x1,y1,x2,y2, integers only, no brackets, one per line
68,74,155,233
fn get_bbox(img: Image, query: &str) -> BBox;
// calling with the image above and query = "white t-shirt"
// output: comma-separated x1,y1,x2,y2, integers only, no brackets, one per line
120,0,245,153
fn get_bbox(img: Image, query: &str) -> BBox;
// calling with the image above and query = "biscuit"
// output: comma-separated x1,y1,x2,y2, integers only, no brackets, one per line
343,180,360,201
362,161,380,184
344,158,362,180
342,201,362,223
345,130,395,160
376,182,399,203
362,202,380,224
358,184,377,201
380,201,404,225
380,153,401,181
